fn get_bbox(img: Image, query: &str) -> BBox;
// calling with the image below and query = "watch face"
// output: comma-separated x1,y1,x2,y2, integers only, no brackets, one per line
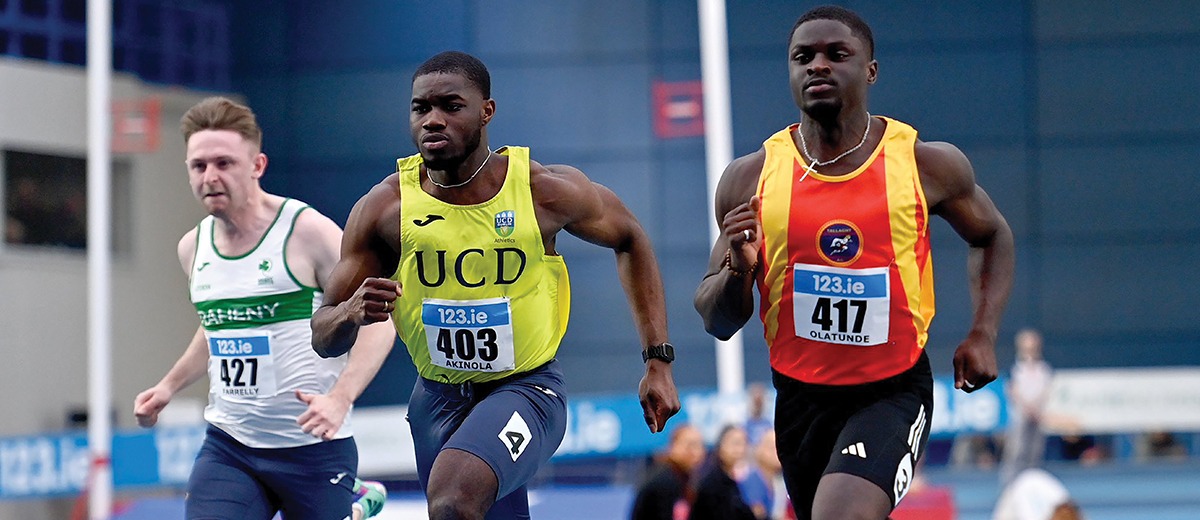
644,343,674,362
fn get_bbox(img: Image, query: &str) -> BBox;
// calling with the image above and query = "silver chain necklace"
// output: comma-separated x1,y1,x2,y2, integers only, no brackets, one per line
797,113,871,182
428,150,491,189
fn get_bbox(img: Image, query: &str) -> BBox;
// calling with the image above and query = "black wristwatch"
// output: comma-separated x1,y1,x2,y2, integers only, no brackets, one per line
642,342,675,363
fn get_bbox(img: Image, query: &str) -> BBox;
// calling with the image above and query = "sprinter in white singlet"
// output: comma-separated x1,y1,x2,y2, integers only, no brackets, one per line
133,97,393,520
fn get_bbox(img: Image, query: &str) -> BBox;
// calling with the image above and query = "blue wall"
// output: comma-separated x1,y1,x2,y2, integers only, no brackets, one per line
218,1,1200,403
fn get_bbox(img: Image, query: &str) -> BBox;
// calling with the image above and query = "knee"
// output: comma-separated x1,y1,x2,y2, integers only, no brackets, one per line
428,493,489,520
811,475,891,520
426,449,499,519
812,503,889,520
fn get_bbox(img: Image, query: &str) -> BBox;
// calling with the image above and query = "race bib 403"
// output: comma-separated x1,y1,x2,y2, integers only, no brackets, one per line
422,297,516,372
793,263,889,346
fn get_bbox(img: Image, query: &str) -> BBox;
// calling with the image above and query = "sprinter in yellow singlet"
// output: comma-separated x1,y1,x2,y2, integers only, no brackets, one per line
312,51,682,520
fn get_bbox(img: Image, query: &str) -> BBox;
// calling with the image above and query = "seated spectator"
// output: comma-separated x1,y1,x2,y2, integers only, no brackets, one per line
1056,433,1107,465
689,425,755,520
738,429,781,520
1144,430,1188,460
630,424,707,520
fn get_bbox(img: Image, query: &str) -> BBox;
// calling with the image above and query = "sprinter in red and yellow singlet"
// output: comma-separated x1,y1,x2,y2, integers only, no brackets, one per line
694,6,1014,520
757,117,934,386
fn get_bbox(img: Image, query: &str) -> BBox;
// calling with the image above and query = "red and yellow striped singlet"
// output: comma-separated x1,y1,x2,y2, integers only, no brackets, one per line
756,117,934,385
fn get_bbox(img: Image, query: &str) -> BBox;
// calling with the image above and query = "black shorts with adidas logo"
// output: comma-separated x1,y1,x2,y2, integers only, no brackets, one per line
771,350,933,518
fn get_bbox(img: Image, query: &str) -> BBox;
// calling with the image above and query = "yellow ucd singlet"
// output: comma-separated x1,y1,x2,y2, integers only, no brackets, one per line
392,146,570,384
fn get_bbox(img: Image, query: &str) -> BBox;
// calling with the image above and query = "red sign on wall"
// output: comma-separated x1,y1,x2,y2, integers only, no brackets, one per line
112,97,162,153
652,80,704,138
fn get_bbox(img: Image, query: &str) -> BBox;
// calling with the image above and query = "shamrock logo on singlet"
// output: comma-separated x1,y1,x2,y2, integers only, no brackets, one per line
257,259,274,286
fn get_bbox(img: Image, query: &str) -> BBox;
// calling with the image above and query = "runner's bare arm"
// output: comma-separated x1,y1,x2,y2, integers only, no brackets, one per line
134,231,211,427
694,151,765,339
919,140,1014,391
282,207,394,439
538,164,668,348
296,207,396,394
311,176,402,358
537,163,680,432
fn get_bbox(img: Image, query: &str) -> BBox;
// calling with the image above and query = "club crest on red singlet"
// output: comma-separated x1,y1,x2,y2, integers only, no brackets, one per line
816,220,863,266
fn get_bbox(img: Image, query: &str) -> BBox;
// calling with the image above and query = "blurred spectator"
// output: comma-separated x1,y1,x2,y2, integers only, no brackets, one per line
5,215,27,243
59,187,88,248
630,424,706,520
1056,433,1106,465
6,176,57,245
1001,328,1053,485
951,433,1000,469
5,172,89,249
688,425,755,520
992,468,1083,520
1143,430,1188,461
744,382,773,447
738,429,781,520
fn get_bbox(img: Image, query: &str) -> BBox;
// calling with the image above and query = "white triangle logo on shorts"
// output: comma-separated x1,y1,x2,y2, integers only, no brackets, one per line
840,441,867,458
499,411,533,462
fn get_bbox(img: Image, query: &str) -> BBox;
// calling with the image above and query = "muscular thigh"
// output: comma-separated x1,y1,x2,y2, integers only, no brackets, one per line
408,378,475,491
262,437,358,520
826,389,931,508
772,377,845,520
186,429,275,520
444,369,568,502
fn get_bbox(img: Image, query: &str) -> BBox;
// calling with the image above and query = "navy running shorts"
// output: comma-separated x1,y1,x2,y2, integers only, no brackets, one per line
772,351,933,519
407,359,568,520
186,424,358,520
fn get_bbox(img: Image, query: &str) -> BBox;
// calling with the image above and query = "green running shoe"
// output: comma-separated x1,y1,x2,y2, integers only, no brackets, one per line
352,478,387,518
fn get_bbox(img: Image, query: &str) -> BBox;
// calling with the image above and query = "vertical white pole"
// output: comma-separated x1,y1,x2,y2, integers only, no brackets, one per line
697,0,744,395
87,1,114,518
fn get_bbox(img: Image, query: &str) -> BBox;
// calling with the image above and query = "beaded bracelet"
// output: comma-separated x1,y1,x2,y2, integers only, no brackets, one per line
723,249,758,278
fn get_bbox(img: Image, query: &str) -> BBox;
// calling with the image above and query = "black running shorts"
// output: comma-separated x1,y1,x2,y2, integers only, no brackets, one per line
772,351,933,519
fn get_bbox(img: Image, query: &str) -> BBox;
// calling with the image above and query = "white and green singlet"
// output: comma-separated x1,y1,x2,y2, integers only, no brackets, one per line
191,198,350,448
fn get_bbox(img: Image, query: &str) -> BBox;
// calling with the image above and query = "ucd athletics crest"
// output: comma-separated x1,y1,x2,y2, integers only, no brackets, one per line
494,210,515,237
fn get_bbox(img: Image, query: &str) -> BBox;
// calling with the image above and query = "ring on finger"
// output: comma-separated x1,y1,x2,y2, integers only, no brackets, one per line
743,229,752,242
963,380,976,389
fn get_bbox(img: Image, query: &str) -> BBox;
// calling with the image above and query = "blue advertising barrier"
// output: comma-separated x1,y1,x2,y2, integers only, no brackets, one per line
0,425,204,500
0,376,1005,499
556,376,1008,459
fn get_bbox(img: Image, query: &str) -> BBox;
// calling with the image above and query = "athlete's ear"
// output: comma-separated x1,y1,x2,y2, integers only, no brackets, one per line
482,98,496,126
866,60,878,85
253,153,268,179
